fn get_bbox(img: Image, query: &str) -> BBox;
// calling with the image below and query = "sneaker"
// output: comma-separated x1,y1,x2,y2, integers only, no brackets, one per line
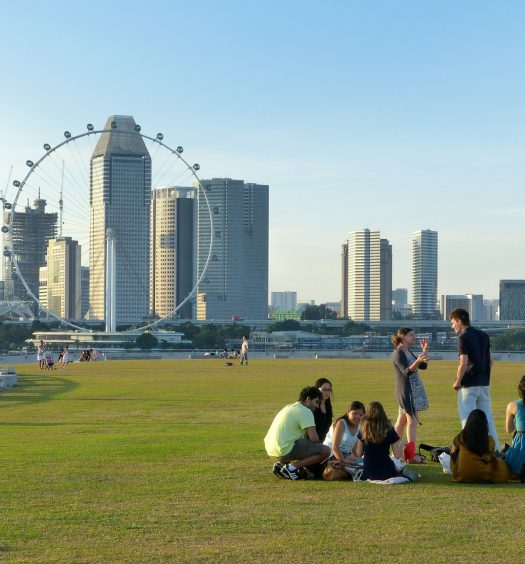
281,464,300,480
297,467,316,480
272,462,285,479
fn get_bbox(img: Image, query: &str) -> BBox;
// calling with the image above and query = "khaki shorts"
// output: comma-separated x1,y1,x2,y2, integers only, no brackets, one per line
279,438,324,463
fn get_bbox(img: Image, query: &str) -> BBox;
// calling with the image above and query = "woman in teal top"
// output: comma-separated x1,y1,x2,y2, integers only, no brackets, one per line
503,375,525,479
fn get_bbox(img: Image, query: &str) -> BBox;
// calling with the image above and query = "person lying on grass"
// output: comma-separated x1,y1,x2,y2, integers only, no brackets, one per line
353,401,404,481
264,386,331,480
323,400,365,464
450,409,512,483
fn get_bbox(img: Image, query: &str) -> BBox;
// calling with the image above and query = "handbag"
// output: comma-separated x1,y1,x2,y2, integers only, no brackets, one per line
322,460,354,481
408,372,429,411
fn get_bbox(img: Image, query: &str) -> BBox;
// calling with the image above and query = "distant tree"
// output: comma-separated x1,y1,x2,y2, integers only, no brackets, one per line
491,330,525,351
301,305,321,320
267,319,301,332
136,332,158,350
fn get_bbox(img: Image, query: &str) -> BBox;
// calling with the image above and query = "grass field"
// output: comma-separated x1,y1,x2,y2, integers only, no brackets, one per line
1,358,524,562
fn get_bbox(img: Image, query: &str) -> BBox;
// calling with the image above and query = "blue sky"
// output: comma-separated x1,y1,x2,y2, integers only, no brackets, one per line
1,1,524,303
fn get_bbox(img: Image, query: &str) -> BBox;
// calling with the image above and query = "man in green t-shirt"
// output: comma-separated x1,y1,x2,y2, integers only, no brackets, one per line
264,386,330,480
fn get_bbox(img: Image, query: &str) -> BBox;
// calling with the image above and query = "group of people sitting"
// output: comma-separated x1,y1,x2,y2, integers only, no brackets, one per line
263,374,525,483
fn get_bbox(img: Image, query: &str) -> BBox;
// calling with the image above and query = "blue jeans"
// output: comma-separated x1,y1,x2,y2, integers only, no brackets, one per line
458,385,499,450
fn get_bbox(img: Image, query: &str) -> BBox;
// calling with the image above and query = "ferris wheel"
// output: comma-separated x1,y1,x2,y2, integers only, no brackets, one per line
2,118,214,332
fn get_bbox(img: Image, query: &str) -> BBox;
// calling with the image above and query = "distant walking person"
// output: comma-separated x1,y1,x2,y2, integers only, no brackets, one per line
450,308,499,450
240,336,249,365
60,346,70,369
37,340,45,370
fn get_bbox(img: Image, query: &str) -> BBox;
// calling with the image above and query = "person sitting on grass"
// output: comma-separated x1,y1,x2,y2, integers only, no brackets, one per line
450,409,512,483
313,377,334,442
324,400,365,464
264,386,331,480
353,401,404,481
503,375,525,481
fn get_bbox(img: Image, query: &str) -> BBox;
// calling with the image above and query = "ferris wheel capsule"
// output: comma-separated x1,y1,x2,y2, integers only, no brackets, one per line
176,146,183,153
111,120,117,129
3,250,10,257
193,164,200,171
87,123,94,131
26,160,34,168
134,124,141,132
4,203,12,209
1,226,9,233
156,133,164,140
13,180,20,187
64,131,71,138
43,143,51,151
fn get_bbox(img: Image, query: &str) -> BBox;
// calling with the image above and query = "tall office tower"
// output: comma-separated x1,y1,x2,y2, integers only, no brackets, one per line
39,237,81,320
150,186,195,320
343,229,382,321
271,291,298,312
89,115,151,323
499,280,525,320
243,182,269,319
80,266,90,319
412,229,438,319
340,243,348,317
9,197,57,302
380,238,392,320
194,178,269,320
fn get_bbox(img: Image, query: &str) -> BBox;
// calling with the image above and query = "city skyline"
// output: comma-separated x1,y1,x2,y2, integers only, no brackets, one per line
2,2,525,303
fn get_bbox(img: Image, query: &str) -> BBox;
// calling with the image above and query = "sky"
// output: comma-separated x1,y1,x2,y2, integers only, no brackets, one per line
1,0,524,304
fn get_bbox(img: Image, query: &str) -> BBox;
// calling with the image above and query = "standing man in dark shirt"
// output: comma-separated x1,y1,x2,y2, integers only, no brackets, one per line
450,308,499,450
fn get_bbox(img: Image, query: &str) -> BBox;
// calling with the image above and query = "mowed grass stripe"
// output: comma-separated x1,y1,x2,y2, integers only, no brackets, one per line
0,359,523,562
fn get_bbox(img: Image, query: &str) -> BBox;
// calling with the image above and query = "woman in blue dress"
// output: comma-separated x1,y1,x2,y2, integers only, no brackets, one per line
503,375,525,480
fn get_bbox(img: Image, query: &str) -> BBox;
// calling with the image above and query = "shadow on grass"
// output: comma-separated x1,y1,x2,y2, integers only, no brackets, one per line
0,373,79,411
412,463,524,489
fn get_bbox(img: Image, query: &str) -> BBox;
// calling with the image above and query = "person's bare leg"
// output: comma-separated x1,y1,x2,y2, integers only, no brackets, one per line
293,447,330,468
395,412,407,440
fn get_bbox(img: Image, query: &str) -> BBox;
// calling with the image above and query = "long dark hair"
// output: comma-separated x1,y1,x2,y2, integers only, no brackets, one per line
314,377,333,420
461,409,489,456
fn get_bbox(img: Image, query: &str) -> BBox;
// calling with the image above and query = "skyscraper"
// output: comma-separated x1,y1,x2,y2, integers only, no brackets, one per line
194,178,269,320
150,186,194,320
412,229,438,319
89,115,151,323
343,229,382,321
39,237,81,320
9,197,57,302
380,238,392,321
499,280,525,320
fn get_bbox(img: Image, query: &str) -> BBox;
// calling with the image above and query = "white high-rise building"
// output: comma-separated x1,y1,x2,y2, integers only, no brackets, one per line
39,237,81,320
194,178,269,320
344,229,382,321
271,291,297,312
150,186,195,320
412,229,438,319
89,115,151,323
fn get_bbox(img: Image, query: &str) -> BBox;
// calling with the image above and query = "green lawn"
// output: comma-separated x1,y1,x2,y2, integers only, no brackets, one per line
1,358,524,562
